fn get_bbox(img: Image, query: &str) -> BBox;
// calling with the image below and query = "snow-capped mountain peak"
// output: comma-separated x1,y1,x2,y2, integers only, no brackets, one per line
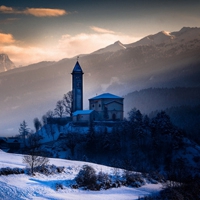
91,27,200,55
126,27,200,48
92,40,126,54
0,54,16,73
114,40,126,49
161,30,171,36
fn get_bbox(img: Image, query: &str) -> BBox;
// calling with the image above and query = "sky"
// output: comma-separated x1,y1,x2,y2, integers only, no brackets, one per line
0,0,200,66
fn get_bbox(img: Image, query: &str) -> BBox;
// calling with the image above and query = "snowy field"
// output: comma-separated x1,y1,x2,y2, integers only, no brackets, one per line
0,150,162,200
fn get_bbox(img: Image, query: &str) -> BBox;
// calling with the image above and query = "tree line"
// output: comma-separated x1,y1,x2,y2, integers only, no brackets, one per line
18,106,199,175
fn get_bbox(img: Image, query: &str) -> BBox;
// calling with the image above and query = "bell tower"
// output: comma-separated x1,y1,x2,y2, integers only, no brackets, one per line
71,60,84,112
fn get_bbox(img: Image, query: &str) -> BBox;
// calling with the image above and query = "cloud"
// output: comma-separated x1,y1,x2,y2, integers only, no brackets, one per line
0,5,67,17
24,8,67,17
0,18,19,24
0,33,15,44
0,29,141,66
0,5,13,12
90,26,115,34
58,32,140,57
0,44,63,66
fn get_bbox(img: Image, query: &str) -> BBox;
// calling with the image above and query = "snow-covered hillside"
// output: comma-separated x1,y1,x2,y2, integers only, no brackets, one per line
0,150,162,200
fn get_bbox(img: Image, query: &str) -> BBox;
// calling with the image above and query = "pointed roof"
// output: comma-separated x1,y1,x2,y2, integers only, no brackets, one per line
72,61,83,74
89,93,123,100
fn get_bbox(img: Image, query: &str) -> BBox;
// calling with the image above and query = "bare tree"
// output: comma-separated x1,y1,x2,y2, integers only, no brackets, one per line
54,100,65,117
23,132,49,175
63,91,73,117
46,110,54,118
19,120,29,148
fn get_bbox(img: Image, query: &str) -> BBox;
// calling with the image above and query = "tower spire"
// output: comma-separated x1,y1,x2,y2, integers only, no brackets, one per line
71,60,84,112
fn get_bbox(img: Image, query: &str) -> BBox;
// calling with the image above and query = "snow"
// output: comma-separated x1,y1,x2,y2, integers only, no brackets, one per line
73,110,94,115
89,93,123,100
0,150,162,199
161,31,171,36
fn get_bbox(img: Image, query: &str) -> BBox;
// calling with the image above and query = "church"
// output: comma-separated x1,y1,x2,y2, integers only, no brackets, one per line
71,61,124,123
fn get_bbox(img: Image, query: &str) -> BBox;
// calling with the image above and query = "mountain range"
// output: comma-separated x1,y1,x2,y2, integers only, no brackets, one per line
0,27,200,136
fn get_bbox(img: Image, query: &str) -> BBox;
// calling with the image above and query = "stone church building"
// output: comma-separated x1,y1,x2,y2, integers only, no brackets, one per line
72,61,124,123
89,93,123,121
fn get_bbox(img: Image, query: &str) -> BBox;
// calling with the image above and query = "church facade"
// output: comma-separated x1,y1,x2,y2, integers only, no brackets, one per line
71,61,124,123
89,93,124,121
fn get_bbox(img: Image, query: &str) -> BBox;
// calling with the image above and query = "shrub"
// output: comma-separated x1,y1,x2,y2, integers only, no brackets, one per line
30,164,65,175
0,167,24,176
75,165,97,190
123,170,145,187
97,171,110,183
97,171,112,189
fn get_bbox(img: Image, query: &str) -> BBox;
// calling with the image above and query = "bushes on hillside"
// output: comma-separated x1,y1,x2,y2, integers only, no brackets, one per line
123,170,145,187
75,165,97,190
73,165,162,191
0,167,24,175
0,165,65,176
74,165,114,190
140,174,200,199
26,164,65,175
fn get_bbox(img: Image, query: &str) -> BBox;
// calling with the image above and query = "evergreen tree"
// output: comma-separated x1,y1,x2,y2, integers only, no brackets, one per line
65,133,79,157
86,122,97,153
42,115,47,126
33,118,42,132
19,120,29,147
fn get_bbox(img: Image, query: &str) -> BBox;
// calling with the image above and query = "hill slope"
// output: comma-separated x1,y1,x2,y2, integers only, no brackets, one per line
0,151,161,199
